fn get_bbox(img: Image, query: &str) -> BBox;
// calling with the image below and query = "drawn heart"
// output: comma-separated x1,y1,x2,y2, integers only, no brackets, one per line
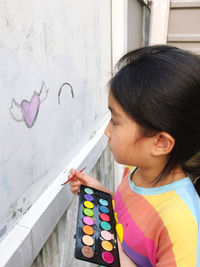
21,92,40,128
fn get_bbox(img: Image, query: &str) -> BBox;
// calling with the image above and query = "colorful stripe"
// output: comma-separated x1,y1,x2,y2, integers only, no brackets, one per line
115,188,158,266
144,191,198,267
122,240,153,267
114,171,200,266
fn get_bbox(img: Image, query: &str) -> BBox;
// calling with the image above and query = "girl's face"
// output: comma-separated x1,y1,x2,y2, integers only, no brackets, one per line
105,91,152,167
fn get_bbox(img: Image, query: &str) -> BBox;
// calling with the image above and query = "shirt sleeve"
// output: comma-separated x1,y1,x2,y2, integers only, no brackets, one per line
156,217,198,267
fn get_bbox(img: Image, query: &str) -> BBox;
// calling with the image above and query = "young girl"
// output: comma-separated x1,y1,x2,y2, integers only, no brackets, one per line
69,45,200,267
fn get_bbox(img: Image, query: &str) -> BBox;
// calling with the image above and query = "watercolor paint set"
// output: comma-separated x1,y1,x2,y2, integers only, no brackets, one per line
74,185,120,267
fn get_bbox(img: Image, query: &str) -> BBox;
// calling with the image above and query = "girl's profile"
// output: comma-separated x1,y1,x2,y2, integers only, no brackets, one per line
70,45,200,266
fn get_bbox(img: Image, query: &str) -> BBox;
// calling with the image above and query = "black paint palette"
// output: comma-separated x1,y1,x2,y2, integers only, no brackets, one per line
74,185,120,267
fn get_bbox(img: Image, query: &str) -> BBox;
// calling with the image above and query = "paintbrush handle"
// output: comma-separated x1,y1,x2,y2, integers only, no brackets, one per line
61,167,86,186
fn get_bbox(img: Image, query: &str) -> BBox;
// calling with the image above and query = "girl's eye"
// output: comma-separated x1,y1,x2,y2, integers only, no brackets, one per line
111,118,117,126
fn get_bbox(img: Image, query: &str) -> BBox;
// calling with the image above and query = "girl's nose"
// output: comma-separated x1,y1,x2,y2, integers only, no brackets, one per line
104,122,111,139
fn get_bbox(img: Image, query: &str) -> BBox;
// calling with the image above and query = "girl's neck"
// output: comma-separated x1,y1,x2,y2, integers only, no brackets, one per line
131,165,187,188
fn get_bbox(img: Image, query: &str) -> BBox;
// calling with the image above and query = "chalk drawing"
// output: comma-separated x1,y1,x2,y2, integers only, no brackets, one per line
9,81,49,128
58,82,74,104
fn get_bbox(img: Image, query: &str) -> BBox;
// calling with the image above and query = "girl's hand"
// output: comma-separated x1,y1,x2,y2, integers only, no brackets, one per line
69,168,104,195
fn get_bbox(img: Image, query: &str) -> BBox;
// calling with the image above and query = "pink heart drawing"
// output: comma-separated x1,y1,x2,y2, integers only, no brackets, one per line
21,92,40,128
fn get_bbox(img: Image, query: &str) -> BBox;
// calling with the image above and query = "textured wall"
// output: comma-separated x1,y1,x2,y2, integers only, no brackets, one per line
32,146,115,267
0,0,111,241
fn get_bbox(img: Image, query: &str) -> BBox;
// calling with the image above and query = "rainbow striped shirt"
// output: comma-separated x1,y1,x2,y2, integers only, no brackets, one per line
113,171,200,266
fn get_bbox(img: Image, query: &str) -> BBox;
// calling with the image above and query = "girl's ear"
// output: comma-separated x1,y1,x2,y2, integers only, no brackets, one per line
151,132,175,156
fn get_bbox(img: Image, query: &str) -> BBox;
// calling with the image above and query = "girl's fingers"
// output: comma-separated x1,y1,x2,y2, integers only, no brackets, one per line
69,169,88,185
70,168,76,175
69,168,87,182
68,169,84,195
68,169,76,179
74,170,88,182
69,168,103,195
70,179,81,187
70,186,79,195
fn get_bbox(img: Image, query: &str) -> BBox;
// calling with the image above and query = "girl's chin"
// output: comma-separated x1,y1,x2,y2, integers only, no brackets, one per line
108,147,124,164
113,156,123,164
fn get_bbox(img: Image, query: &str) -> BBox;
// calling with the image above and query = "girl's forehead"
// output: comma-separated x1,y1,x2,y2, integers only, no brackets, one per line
108,90,120,107
108,91,123,115
108,89,142,127
108,91,135,124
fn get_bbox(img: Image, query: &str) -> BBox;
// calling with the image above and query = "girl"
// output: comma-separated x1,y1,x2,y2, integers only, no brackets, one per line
69,45,200,267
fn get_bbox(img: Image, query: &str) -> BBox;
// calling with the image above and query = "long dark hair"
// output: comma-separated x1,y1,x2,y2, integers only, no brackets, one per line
109,45,200,195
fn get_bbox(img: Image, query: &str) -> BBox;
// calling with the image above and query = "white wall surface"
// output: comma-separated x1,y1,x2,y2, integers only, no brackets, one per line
149,0,170,44
111,0,128,189
0,0,111,243
111,0,128,66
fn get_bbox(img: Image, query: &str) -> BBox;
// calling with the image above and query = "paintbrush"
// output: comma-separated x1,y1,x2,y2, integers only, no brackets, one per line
61,167,86,186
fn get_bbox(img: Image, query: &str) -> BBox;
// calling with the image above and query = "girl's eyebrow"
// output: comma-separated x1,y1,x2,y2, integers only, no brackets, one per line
108,106,120,117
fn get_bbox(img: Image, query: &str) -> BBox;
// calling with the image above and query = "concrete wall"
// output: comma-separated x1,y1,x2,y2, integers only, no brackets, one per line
0,1,151,266
0,0,111,246
0,1,113,266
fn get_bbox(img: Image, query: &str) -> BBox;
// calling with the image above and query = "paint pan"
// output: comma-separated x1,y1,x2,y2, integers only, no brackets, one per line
74,185,120,267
